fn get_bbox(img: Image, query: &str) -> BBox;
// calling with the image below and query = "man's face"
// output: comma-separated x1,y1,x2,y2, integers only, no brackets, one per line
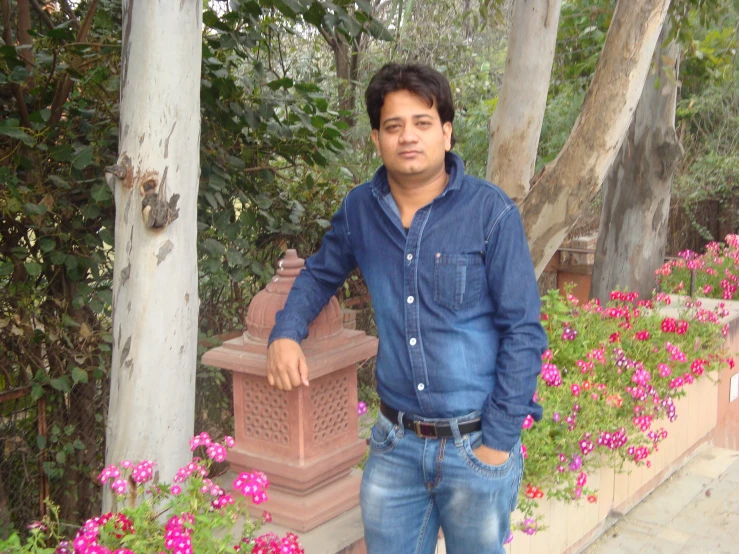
371,89,452,186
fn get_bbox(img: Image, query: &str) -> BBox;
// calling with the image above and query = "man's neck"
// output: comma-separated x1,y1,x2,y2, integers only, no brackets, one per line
387,166,450,228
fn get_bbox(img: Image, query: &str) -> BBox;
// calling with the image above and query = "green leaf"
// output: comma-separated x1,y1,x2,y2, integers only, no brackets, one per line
39,238,56,252
49,377,72,393
202,238,227,256
267,77,293,90
31,383,45,401
23,202,47,216
48,175,70,188
91,182,111,203
56,451,66,464
49,144,74,162
36,434,47,450
72,147,94,170
71,367,88,384
24,261,42,276
8,66,28,83
0,261,13,276
0,119,35,146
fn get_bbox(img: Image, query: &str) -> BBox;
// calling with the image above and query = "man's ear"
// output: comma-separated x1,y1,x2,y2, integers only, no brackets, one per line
443,122,453,152
370,129,381,156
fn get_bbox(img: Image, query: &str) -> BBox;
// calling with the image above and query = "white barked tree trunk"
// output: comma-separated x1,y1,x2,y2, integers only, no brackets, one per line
486,0,562,202
104,0,202,510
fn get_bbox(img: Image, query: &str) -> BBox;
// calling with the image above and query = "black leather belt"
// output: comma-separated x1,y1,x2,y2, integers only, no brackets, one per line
380,402,482,439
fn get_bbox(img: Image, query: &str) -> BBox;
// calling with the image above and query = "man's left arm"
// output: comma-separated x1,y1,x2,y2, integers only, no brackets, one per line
477,204,547,463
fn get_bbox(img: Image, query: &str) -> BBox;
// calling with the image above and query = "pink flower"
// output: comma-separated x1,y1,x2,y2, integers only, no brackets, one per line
521,415,534,430
571,384,581,397
206,443,227,462
357,401,368,416
98,465,120,484
171,485,182,495
111,479,128,495
131,460,155,484
224,436,235,448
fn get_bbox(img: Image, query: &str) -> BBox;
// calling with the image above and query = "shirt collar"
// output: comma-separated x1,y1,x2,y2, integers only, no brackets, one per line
370,151,465,200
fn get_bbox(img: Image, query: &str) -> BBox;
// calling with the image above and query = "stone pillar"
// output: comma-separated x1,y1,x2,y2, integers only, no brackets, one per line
202,250,377,531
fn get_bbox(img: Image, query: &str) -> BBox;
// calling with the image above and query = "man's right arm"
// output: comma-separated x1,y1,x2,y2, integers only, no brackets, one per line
267,198,357,390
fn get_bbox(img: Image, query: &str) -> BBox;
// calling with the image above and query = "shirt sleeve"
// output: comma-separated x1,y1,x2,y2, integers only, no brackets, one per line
480,204,547,452
268,197,358,345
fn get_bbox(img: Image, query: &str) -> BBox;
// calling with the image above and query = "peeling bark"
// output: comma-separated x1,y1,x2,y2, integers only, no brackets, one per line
104,0,201,511
519,0,673,277
486,0,562,202
590,25,683,301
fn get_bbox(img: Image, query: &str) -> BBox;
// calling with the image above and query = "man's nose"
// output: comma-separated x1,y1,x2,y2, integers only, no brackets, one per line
399,126,419,143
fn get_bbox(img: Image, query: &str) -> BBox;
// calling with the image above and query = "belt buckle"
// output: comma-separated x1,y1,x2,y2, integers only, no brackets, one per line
413,421,438,439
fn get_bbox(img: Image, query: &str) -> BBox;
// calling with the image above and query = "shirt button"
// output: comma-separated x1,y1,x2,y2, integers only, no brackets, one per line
409,338,417,346
406,253,413,261
417,383,425,391
407,296,414,304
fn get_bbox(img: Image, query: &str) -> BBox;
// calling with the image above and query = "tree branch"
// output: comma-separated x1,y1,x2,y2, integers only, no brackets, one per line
1,0,32,127
49,0,98,126
318,26,338,51
59,0,80,31
29,0,54,29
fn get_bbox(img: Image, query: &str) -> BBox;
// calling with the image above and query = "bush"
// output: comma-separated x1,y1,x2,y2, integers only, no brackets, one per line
0,433,303,554
656,234,739,299
514,288,732,536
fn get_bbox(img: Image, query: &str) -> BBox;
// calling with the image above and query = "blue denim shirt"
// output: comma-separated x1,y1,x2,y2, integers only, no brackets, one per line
269,152,546,451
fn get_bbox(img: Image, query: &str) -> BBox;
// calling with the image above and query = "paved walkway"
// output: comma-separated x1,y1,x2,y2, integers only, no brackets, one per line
584,446,739,554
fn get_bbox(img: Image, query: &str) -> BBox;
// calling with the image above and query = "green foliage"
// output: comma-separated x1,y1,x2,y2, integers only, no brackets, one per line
0,0,386,533
0,436,300,553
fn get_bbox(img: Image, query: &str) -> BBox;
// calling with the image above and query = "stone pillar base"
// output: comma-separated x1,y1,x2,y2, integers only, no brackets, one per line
226,438,367,492
260,471,363,532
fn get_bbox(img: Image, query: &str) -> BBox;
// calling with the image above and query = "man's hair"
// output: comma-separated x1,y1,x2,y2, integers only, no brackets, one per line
365,63,455,146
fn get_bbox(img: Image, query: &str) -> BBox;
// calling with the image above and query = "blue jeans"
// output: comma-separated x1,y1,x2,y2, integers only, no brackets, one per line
360,410,523,554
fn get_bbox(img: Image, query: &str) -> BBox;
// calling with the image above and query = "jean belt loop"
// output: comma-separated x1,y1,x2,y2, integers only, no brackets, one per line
396,410,405,437
449,419,463,446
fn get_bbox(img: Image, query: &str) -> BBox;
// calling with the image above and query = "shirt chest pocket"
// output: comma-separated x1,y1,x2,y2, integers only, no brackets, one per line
433,252,485,310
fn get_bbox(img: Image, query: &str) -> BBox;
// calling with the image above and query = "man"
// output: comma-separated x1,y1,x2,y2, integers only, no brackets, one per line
266,63,546,554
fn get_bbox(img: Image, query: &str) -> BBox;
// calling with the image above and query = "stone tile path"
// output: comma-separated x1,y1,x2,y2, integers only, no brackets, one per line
583,447,739,554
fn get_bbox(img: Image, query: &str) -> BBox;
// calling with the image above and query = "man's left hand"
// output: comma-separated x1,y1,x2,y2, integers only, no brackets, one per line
473,444,510,466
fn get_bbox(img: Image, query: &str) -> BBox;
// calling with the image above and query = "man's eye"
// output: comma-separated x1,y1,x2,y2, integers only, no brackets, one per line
417,121,431,127
386,125,400,131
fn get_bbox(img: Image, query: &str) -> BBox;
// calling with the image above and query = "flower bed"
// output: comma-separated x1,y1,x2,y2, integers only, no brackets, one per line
510,289,734,545
656,234,739,299
0,433,304,554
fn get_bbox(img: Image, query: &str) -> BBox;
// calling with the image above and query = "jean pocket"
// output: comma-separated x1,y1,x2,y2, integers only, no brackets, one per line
369,412,400,454
460,431,516,477
433,252,484,310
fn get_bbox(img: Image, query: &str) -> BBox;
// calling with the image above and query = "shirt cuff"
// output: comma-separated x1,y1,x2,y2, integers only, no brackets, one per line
481,405,524,452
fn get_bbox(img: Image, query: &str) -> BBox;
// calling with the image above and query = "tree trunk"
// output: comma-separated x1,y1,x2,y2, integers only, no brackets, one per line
104,0,201,510
590,25,682,302
486,0,562,202
329,32,359,128
519,0,672,277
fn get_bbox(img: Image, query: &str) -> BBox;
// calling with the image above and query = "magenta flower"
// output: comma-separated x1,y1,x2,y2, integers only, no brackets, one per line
111,478,128,495
357,401,368,416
